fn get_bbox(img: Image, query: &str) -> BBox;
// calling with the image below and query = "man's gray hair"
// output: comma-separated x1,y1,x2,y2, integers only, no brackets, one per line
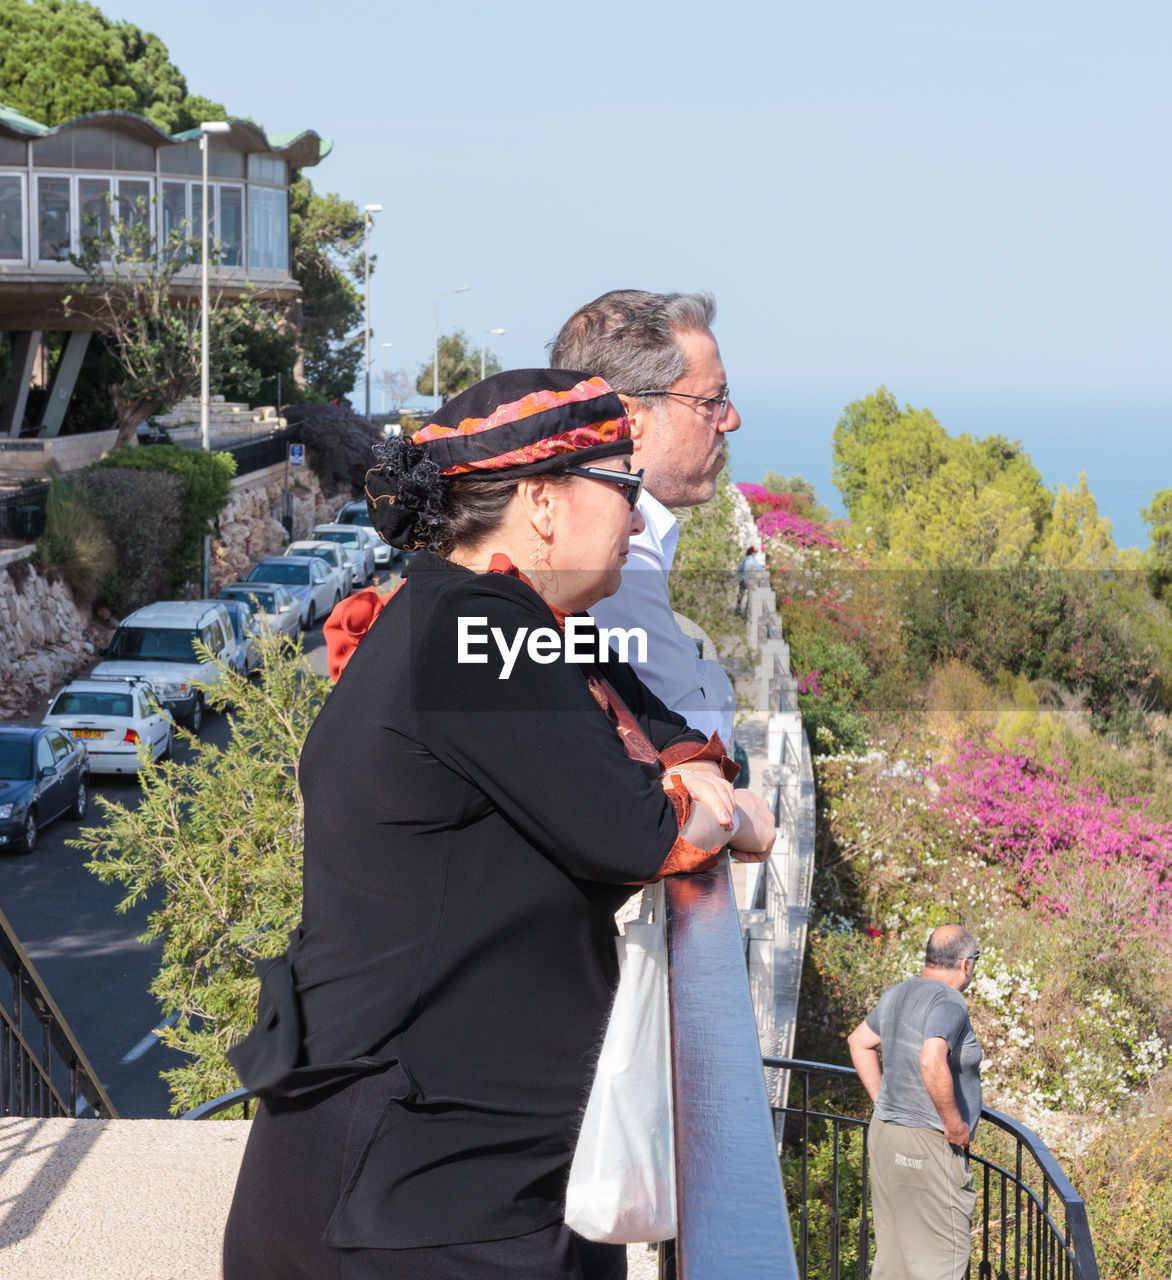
548,289,716,399
925,926,977,970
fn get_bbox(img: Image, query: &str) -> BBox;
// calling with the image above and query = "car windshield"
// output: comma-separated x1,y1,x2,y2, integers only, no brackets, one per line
293,547,334,563
249,562,307,585
223,589,275,612
0,738,33,780
51,691,132,716
338,506,372,527
108,626,202,662
316,531,358,548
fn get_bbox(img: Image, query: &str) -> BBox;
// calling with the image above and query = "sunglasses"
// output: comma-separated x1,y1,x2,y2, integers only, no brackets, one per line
563,466,645,510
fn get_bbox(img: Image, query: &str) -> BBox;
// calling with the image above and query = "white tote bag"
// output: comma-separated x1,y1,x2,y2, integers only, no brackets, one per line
564,882,676,1244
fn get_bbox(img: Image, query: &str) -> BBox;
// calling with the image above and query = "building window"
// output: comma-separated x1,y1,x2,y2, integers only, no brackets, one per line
79,176,112,259
248,185,289,272
218,184,243,266
0,172,24,260
116,178,152,256
36,175,71,261
161,180,188,250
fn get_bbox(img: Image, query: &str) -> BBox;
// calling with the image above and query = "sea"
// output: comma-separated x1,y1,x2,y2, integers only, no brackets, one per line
728,379,1171,554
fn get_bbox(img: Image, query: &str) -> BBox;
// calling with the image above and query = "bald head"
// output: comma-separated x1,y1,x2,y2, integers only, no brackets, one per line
925,926,976,969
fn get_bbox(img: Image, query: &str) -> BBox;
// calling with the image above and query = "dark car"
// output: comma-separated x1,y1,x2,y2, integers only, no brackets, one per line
0,725,89,854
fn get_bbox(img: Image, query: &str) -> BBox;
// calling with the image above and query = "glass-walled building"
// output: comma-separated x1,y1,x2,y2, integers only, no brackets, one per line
0,104,329,297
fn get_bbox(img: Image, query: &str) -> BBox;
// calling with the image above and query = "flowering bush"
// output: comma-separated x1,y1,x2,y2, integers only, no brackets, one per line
931,744,1172,939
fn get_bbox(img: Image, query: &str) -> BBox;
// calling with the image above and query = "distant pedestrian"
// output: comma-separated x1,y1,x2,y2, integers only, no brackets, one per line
847,925,983,1280
736,546,763,614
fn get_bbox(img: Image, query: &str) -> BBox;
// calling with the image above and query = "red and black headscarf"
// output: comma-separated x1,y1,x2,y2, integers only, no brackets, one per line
364,369,631,547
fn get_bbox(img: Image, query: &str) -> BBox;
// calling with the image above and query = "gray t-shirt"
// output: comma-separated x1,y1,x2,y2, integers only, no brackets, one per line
865,977,982,1136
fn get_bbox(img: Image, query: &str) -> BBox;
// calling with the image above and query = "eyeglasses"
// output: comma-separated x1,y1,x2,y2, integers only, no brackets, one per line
562,466,644,510
629,388,732,423
965,951,981,964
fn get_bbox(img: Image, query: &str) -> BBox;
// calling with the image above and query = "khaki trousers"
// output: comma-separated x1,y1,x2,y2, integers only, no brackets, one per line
868,1116,976,1280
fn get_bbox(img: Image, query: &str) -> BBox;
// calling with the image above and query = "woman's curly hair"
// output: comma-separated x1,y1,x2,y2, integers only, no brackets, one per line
366,433,521,557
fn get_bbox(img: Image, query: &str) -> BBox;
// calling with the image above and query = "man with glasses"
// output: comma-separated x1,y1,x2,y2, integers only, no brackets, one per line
549,290,741,746
847,925,984,1280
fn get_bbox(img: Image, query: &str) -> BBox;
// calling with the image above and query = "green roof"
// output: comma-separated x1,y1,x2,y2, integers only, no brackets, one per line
0,104,331,168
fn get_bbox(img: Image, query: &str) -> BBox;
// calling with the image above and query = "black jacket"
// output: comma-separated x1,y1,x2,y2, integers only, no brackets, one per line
231,553,706,1248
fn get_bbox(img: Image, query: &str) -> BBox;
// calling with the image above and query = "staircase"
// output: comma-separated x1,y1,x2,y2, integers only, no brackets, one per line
150,398,283,444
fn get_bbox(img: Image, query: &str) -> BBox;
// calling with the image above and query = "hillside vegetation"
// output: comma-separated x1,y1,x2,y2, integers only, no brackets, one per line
737,388,1172,1279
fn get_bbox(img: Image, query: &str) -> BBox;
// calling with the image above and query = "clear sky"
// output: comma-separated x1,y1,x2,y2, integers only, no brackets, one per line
98,0,1170,548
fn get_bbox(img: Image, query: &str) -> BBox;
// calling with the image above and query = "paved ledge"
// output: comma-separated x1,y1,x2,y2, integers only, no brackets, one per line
0,1118,660,1278
0,1117,249,1279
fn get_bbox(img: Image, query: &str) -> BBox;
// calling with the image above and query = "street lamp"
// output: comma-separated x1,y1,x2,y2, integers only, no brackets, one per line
199,120,231,597
362,204,382,419
433,286,470,410
380,342,393,414
481,329,505,381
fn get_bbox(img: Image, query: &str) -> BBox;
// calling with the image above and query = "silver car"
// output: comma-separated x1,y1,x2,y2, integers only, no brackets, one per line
245,557,343,630
218,583,303,643
312,524,377,585
42,676,172,776
335,499,393,568
285,539,356,594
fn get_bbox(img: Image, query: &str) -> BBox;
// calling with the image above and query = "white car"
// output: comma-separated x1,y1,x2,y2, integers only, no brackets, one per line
311,524,377,585
335,499,393,568
43,676,173,775
285,540,355,594
245,557,342,630
217,583,302,643
91,599,236,732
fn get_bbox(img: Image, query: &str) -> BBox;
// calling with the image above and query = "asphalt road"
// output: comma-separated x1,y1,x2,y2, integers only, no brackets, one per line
0,608,339,1118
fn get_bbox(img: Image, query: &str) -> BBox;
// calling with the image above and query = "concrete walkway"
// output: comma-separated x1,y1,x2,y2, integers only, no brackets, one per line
0,1117,660,1278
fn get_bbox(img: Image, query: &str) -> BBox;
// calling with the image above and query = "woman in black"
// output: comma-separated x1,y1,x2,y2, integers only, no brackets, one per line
223,370,774,1280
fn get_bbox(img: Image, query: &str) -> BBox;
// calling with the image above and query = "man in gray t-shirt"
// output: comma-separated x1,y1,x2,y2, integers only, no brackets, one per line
848,925,983,1280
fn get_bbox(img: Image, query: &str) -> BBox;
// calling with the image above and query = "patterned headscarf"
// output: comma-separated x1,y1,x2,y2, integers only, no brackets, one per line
363,370,632,547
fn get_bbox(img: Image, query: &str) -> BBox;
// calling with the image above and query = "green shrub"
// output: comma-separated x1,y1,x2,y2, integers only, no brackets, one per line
78,467,186,614
35,476,115,606
73,629,329,1114
93,443,235,590
669,467,743,648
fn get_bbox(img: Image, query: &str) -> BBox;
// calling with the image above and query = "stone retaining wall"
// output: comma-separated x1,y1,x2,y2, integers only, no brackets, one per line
0,466,345,713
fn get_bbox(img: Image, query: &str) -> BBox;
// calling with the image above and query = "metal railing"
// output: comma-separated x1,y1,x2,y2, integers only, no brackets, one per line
766,1057,1099,1280
0,481,48,542
0,903,117,1119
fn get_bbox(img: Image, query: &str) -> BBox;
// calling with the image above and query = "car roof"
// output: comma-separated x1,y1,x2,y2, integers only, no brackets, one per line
118,600,228,628
54,676,156,692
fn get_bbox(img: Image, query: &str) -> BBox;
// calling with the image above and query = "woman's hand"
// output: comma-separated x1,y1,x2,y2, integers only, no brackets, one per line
727,790,776,862
662,764,737,829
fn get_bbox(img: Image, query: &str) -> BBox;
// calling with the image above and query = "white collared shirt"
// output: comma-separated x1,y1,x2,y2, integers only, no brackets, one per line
589,490,736,746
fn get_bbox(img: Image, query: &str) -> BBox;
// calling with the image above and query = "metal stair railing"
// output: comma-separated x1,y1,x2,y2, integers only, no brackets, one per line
765,1057,1099,1280
0,903,117,1118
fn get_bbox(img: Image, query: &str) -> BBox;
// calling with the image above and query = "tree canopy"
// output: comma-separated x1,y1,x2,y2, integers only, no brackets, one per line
0,0,226,130
416,330,501,404
832,386,1052,566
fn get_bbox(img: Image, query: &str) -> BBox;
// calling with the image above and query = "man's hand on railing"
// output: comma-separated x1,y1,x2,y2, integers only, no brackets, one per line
727,790,776,861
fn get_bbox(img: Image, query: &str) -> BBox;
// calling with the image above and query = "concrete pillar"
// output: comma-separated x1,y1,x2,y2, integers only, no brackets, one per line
0,331,41,438
37,331,92,437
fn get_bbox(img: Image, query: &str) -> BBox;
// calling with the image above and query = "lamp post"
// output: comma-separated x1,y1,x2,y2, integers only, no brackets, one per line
481,328,505,381
199,120,231,597
433,286,470,410
380,342,393,413
362,204,382,419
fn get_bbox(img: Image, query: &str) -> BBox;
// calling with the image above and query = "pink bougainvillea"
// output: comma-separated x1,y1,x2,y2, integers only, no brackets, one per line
930,744,1172,937
735,482,843,550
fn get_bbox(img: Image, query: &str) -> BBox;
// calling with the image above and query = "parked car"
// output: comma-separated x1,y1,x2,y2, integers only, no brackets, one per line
335,499,393,568
91,599,236,732
311,524,376,585
245,557,342,631
0,724,89,854
42,675,172,775
285,539,355,594
207,598,262,676
217,583,302,644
